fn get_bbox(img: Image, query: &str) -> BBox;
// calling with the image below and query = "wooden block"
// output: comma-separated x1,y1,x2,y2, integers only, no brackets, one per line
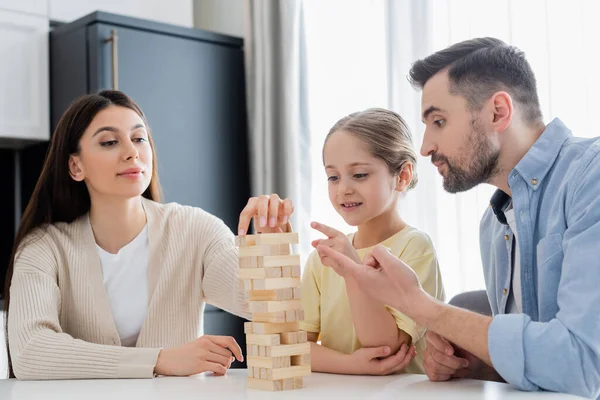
282,266,292,277
252,277,301,290
291,265,301,277
297,330,307,343
248,288,293,301
239,245,271,258
249,300,302,313
247,356,291,369
292,287,301,299
258,346,266,357
293,377,304,389
254,232,299,245
252,311,287,323
235,235,258,247
247,377,283,391
285,310,297,322
291,353,310,366
246,333,281,346
249,321,299,334
242,279,252,290
277,244,291,255
283,378,294,390
280,331,298,345
244,322,253,334
258,255,301,268
239,267,282,280
296,309,305,321
266,342,311,357
260,368,267,380
247,344,258,357
267,365,311,380
239,257,258,269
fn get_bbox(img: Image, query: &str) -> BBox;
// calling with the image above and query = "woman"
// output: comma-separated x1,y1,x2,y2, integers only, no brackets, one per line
3,90,292,380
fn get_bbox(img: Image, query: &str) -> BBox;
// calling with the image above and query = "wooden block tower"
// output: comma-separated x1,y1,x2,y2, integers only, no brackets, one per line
236,232,311,391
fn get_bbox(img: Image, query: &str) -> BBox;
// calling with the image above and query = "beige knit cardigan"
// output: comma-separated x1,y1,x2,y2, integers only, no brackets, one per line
8,198,249,380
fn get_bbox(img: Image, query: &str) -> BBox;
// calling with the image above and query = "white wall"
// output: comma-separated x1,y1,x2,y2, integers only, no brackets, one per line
193,0,244,37
49,0,194,27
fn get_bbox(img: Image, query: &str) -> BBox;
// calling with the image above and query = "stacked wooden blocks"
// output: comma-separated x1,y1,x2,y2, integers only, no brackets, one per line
236,232,311,391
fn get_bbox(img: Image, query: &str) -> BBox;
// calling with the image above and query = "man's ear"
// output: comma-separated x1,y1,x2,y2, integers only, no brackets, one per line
489,91,512,133
396,162,413,192
68,155,85,182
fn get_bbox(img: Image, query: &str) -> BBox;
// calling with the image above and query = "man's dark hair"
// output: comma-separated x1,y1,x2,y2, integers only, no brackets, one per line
409,37,542,125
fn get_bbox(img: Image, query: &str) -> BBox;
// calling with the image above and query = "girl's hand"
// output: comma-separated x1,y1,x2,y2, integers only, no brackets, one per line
154,335,243,376
238,194,294,236
348,344,417,375
311,221,361,265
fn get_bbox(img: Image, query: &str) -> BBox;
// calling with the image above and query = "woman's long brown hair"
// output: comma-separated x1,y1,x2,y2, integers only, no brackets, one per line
2,90,162,377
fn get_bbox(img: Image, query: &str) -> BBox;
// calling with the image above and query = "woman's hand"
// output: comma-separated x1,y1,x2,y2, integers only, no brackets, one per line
238,194,294,236
154,335,243,376
311,221,361,265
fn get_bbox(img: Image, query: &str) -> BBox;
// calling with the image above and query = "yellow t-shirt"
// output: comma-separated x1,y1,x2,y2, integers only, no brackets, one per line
299,226,445,374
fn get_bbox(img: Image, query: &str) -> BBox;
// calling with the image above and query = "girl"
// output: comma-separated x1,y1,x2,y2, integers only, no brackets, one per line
300,108,445,375
4,90,293,380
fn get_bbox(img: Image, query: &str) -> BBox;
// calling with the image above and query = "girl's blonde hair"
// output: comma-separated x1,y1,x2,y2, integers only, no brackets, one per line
324,108,418,190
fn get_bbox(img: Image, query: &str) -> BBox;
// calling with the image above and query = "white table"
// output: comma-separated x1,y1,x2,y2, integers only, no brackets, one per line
0,369,584,399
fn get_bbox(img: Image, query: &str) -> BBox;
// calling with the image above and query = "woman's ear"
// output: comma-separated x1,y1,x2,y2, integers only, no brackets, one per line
68,155,85,182
396,162,413,192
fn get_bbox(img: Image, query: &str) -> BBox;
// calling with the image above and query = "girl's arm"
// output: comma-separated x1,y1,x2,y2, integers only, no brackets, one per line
308,332,417,375
345,279,412,353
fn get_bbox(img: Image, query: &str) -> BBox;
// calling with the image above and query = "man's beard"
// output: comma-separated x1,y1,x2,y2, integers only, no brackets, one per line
432,118,500,193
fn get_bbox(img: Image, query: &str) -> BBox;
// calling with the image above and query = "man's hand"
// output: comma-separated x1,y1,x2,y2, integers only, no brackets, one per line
317,244,425,314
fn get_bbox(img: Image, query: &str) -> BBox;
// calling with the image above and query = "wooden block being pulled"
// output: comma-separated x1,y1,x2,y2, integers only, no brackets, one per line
291,353,311,366
252,311,287,323
249,321,299,334
247,355,291,369
280,331,298,345
239,267,282,280
249,300,302,313
254,232,299,245
247,377,285,391
266,342,311,357
267,365,311,380
252,277,301,290
246,333,281,346
292,287,301,299
258,255,301,268
248,288,293,301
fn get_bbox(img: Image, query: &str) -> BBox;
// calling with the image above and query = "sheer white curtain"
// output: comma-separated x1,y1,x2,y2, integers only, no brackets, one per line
303,0,600,299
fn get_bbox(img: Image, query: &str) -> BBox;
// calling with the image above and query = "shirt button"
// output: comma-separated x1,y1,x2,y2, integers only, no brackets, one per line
504,234,510,241
531,178,538,185
503,288,508,295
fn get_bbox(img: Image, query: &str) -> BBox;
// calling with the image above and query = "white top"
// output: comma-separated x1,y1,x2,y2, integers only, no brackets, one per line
97,225,149,347
0,370,581,399
505,206,522,314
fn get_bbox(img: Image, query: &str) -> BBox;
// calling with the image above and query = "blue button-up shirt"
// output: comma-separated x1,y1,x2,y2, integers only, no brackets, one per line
480,118,600,398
